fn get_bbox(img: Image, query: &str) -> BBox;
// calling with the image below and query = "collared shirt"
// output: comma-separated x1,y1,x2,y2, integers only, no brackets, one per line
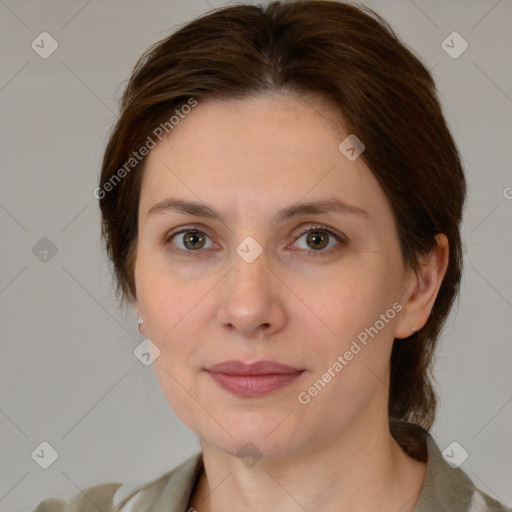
33,431,511,512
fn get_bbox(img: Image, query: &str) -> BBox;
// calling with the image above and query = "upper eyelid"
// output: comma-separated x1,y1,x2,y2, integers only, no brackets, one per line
164,224,214,242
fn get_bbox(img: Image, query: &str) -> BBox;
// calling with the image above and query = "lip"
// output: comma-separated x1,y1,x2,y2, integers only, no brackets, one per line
205,360,305,397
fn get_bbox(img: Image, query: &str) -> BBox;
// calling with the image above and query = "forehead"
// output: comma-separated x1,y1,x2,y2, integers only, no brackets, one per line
139,93,390,224
152,92,346,159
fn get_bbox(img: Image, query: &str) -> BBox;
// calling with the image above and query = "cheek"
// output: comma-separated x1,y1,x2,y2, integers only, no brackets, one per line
136,284,202,391
302,262,399,338
151,356,207,438
141,273,203,408
136,254,199,331
293,263,401,401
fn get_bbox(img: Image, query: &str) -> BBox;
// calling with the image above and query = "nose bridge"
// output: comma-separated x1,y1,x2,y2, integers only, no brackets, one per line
229,239,272,304
216,239,285,336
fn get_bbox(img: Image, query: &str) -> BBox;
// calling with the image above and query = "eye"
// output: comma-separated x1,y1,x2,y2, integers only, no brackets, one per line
164,227,217,254
163,224,345,257
292,225,345,255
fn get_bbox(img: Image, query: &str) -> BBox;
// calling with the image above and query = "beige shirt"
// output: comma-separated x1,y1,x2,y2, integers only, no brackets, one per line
33,431,510,512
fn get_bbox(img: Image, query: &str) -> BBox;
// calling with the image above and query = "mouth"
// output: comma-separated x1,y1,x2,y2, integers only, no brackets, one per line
204,360,305,397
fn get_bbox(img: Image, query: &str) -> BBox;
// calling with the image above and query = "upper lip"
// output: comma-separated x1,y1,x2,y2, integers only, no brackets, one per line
206,360,303,375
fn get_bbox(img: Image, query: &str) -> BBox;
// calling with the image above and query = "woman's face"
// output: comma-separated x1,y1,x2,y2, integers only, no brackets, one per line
134,93,415,459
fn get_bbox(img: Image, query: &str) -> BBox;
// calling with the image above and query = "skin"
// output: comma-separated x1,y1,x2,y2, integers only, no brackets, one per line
133,92,449,512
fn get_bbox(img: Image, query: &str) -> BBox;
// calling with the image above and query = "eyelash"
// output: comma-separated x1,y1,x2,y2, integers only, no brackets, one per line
163,224,346,258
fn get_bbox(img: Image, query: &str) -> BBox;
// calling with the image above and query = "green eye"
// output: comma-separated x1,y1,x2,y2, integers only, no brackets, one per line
164,224,345,258
165,228,216,254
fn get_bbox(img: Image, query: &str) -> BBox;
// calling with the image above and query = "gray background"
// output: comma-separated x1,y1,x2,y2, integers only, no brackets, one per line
0,0,511,510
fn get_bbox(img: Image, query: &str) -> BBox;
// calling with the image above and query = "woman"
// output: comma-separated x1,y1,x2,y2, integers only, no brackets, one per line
33,1,511,511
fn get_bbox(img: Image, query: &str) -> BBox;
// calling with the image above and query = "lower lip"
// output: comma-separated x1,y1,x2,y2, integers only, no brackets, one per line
206,371,304,397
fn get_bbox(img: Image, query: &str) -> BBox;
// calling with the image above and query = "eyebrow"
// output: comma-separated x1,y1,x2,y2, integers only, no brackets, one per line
147,196,368,223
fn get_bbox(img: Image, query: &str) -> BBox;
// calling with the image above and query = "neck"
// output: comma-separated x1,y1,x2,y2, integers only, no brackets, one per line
189,416,427,512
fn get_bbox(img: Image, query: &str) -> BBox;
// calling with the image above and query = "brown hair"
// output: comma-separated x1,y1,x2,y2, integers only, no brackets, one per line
98,0,466,457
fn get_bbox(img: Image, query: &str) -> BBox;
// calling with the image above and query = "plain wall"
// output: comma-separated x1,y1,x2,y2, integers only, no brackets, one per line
0,1,510,510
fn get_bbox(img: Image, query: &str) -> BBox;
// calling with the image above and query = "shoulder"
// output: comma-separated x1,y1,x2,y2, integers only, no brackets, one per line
414,427,511,512
32,452,203,512
391,420,510,511
470,489,512,512
32,481,123,512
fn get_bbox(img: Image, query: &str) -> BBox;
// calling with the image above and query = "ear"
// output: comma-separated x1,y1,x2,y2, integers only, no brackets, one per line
394,234,449,339
131,296,146,336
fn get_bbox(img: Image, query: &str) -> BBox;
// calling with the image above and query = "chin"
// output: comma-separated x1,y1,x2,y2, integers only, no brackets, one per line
193,412,308,462
205,434,299,463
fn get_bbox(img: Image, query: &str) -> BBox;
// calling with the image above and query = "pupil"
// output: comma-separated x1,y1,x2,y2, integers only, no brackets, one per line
308,231,327,250
185,231,204,249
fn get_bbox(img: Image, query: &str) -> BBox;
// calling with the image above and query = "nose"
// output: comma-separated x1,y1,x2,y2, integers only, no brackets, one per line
215,247,287,340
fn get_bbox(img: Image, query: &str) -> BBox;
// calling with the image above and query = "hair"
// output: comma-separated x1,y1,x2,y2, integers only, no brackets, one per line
98,0,466,459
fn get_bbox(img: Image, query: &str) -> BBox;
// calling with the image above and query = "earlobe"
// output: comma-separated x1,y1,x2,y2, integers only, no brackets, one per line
131,297,144,333
394,234,449,339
